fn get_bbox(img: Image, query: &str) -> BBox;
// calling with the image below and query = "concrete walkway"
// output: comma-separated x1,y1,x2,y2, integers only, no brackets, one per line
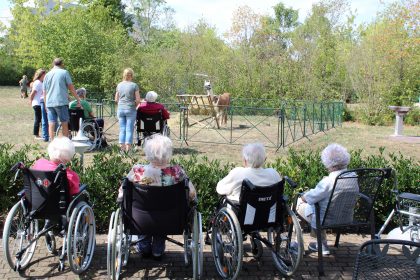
0,233,370,279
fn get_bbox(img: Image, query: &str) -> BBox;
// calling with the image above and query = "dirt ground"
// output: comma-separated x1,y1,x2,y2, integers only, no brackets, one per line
0,86,419,165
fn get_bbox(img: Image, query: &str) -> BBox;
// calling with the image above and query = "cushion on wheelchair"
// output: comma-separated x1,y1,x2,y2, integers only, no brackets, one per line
69,109,85,131
23,168,69,219
123,180,189,235
238,179,284,232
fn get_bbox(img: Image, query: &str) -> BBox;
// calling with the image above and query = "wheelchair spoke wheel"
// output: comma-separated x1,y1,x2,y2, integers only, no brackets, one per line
268,204,303,276
192,211,203,279
107,211,116,277
111,208,126,280
82,122,99,151
211,207,243,280
3,201,38,271
67,202,96,274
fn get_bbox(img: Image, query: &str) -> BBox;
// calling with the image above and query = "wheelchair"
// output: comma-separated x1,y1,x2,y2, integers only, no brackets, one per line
206,178,304,279
376,170,419,242
107,178,203,280
2,162,96,274
56,108,103,151
136,109,170,146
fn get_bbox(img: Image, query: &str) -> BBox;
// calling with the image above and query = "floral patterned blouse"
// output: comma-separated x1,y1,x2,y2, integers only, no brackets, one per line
127,163,187,186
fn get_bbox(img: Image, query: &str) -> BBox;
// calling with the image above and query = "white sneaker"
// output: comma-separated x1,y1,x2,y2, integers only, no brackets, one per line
308,241,330,255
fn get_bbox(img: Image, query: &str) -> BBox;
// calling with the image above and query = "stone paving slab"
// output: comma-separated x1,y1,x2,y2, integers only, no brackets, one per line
0,233,370,279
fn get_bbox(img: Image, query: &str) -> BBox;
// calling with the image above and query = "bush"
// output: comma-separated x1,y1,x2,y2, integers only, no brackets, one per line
405,107,420,126
0,144,418,233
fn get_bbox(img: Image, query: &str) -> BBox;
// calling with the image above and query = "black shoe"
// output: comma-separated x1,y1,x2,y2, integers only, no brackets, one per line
152,253,164,261
142,251,152,258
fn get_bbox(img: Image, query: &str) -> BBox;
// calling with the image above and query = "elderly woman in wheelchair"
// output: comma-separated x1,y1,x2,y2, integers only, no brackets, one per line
110,134,202,279
207,143,304,279
2,137,96,274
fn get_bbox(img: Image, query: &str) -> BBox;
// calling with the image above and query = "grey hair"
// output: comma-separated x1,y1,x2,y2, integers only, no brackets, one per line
321,143,350,171
144,134,173,165
48,137,75,163
242,143,266,168
76,87,86,97
145,91,158,102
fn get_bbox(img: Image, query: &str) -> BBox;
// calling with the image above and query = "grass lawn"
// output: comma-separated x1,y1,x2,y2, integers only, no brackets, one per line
0,86,419,164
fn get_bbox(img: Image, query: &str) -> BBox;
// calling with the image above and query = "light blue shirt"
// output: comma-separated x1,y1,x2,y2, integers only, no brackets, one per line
43,66,73,107
116,81,139,110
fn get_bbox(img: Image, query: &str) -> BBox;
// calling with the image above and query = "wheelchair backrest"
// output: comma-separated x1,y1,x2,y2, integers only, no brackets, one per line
238,179,284,232
136,110,163,134
22,166,69,219
69,108,84,131
122,178,189,235
322,168,388,227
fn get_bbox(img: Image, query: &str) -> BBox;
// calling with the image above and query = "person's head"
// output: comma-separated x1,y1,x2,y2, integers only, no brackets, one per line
53,57,64,67
321,143,350,172
76,87,87,99
242,143,266,168
32,68,46,82
122,68,134,81
144,134,173,165
47,137,75,164
22,75,27,80
145,91,158,103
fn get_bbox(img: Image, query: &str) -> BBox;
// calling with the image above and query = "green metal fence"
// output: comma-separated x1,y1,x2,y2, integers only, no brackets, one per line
87,98,343,149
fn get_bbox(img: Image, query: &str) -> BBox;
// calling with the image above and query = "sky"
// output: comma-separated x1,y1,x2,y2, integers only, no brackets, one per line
0,0,397,34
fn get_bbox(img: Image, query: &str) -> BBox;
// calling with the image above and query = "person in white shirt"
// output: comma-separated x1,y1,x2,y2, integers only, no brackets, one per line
216,143,282,203
296,143,354,255
29,69,46,140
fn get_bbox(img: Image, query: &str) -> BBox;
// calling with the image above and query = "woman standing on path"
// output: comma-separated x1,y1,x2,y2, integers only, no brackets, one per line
115,68,141,152
29,69,46,140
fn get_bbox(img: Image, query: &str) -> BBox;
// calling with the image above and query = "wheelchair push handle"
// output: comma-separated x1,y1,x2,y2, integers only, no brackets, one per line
53,163,66,184
284,176,298,189
10,162,25,173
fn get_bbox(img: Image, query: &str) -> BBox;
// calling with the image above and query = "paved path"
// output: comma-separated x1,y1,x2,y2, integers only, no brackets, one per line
0,233,370,279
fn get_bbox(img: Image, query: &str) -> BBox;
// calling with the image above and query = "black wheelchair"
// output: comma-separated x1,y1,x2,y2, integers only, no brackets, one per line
206,178,304,279
2,162,96,274
136,109,170,146
107,178,203,280
56,108,103,151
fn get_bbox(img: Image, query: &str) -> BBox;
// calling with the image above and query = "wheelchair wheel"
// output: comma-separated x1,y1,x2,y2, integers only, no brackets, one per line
267,204,303,277
211,207,243,280
251,238,263,260
67,201,96,274
82,122,99,151
110,208,129,280
107,211,116,277
3,201,38,271
192,211,203,279
45,231,57,254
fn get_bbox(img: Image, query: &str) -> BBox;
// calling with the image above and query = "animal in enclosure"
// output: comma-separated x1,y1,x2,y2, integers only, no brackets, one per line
204,80,231,126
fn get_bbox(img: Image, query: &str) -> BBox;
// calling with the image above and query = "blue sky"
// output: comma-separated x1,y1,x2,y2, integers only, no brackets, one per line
1,0,396,34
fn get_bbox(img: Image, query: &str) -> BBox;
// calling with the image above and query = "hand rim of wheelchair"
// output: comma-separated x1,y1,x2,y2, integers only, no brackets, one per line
267,204,304,277
2,201,39,271
192,211,203,279
67,201,96,274
211,207,243,280
55,121,101,152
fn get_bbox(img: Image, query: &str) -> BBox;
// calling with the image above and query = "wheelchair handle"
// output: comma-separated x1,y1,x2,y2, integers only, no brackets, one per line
284,176,298,189
10,162,24,173
53,163,66,184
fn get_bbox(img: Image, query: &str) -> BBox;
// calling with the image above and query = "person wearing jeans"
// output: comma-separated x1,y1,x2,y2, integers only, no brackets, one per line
115,68,141,152
29,69,46,140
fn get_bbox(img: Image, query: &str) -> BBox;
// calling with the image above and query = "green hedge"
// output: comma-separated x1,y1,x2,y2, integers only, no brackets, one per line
0,143,418,233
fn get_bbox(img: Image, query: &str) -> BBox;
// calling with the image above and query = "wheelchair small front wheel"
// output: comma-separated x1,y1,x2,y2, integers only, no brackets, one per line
211,207,243,280
67,201,96,274
45,231,57,254
268,204,303,276
3,201,38,270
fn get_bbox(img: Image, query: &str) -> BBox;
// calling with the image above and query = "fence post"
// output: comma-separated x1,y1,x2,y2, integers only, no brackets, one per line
303,103,307,137
320,102,324,131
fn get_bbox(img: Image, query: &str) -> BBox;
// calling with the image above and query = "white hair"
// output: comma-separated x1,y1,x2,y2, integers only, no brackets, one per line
145,91,158,102
76,87,86,97
321,143,350,171
144,134,173,165
48,137,75,163
242,143,266,168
